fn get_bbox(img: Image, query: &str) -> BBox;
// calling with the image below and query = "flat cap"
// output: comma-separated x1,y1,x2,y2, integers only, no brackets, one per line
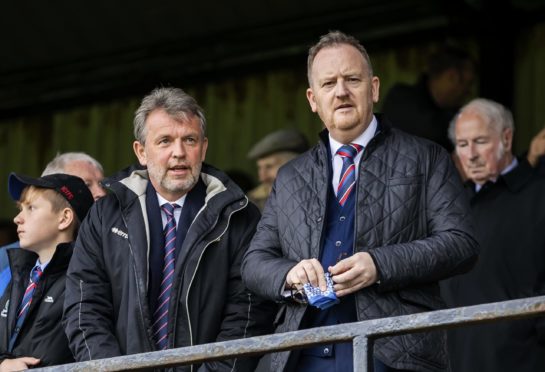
247,129,309,160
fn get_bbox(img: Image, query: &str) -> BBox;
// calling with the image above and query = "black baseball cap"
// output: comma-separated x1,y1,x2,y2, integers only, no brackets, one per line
8,172,94,222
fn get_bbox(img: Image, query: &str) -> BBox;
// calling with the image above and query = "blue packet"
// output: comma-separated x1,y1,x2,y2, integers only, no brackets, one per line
303,272,340,310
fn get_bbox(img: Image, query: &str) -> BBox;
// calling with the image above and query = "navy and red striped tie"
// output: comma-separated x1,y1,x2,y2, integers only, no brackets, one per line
9,266,43,350
152,203,179,350
336,143,363,206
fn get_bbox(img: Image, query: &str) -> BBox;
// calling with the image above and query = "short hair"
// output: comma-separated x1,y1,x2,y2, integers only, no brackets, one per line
307,30,373,85
133,87,207,144
19,186,80,237
427,45,474,79
448,98,515,144
41,152,103,177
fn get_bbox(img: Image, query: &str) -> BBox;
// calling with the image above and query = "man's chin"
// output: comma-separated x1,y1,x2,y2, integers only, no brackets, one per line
333,114,359,128
469,173,489,184
164,178,197,194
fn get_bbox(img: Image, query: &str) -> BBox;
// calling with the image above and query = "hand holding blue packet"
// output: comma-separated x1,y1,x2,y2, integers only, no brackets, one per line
303,272,340,310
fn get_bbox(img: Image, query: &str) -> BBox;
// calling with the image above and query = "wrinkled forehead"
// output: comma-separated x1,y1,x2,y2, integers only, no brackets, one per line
310,45,370,78
455,111,498,139
64,160,104,180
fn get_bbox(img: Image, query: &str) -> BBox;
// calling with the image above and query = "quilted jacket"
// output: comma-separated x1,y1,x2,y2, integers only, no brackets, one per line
242,116,478,372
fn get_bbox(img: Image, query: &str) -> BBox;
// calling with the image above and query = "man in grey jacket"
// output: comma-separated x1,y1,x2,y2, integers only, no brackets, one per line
241,31,478,372
64,87,273,371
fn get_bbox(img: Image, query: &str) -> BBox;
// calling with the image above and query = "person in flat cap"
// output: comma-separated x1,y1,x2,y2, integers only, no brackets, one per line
0,173,93,370
247,129,309,210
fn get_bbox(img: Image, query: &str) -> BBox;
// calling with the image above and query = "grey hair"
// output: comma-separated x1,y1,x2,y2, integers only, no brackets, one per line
307,30,373,86
133,87,207,144
448,98,515,145
41,152,104,176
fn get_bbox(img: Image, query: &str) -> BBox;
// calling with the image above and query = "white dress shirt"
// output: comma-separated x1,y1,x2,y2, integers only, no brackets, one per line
329,116,378,195
157,193,187,229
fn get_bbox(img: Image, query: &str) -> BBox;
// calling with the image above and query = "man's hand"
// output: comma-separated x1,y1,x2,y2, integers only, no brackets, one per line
0,357,40,372
328,252,378,297
528,127,545,167
285,258,327,291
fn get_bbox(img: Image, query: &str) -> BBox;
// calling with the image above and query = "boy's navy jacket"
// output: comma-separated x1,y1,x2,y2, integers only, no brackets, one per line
0,242,74,367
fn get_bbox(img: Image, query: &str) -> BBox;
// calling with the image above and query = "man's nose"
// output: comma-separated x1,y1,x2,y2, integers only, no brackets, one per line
258,169,267,183
172,140,186,158
467,144,480,161
335,80,349,97
91,184,107,200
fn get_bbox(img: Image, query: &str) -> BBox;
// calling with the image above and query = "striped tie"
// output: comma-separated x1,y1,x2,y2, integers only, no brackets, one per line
336,143,363,206
9,266,43,350
152,203,179,350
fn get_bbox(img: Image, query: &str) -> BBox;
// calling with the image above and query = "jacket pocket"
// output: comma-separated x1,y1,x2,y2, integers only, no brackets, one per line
387,175,423,186
384,175,425,241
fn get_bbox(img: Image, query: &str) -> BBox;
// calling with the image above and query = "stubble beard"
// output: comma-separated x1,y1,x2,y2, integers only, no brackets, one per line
149,162,202,196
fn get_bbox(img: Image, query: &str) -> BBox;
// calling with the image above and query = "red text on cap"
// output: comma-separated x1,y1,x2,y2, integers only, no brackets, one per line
60,186,74,200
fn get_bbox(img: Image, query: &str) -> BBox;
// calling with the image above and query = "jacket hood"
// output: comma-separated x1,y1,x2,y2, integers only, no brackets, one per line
108,163,247,211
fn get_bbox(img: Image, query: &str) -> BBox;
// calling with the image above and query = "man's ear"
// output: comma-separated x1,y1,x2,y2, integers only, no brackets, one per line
133,141,147,166
371,76,380,103
502,128,513,152
58,208,75,231
306,88,317,113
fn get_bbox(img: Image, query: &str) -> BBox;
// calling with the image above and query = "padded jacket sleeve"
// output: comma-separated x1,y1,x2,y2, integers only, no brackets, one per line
368,145,479,292
63,202,122,361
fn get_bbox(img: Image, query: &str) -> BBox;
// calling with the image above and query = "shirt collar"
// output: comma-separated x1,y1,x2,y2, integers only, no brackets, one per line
157,193,187,209
329,115,377,158
475,157,519,192
34,259,49,273
501,157,518,176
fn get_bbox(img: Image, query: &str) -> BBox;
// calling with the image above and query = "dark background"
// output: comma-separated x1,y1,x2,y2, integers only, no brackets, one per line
0,0,544,219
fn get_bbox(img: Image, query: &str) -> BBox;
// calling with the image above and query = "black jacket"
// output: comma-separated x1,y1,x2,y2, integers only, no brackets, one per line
0,243,74,367
63,164,274,371
242,117,478,372
441,159,545,372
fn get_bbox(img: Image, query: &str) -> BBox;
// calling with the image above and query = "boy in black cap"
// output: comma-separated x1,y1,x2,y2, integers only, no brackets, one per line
0,173,93,371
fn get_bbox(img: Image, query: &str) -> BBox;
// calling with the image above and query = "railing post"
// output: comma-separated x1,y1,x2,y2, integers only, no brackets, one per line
353,335,371,372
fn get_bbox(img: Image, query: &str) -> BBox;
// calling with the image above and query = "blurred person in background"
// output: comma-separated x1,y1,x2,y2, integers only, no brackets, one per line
382,45,475,152
247,129,309,211
441,98,545,372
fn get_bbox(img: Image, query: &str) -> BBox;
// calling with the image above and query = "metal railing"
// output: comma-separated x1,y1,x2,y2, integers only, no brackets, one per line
40,295,545,371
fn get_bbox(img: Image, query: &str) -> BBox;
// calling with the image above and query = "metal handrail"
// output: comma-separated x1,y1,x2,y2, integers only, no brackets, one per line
39,295,545,371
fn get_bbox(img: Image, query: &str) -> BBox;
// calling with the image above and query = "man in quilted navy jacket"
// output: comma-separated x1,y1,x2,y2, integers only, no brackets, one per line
242,31,478,372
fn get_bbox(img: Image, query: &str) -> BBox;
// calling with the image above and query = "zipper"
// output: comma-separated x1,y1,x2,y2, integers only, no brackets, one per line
352,130,381,320
115,190,155,353
182,197,248,372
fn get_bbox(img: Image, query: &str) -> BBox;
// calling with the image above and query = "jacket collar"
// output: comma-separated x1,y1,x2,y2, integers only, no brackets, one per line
109,163,247,215
465,157,535,196
8,242,74,277
318,113,390,154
